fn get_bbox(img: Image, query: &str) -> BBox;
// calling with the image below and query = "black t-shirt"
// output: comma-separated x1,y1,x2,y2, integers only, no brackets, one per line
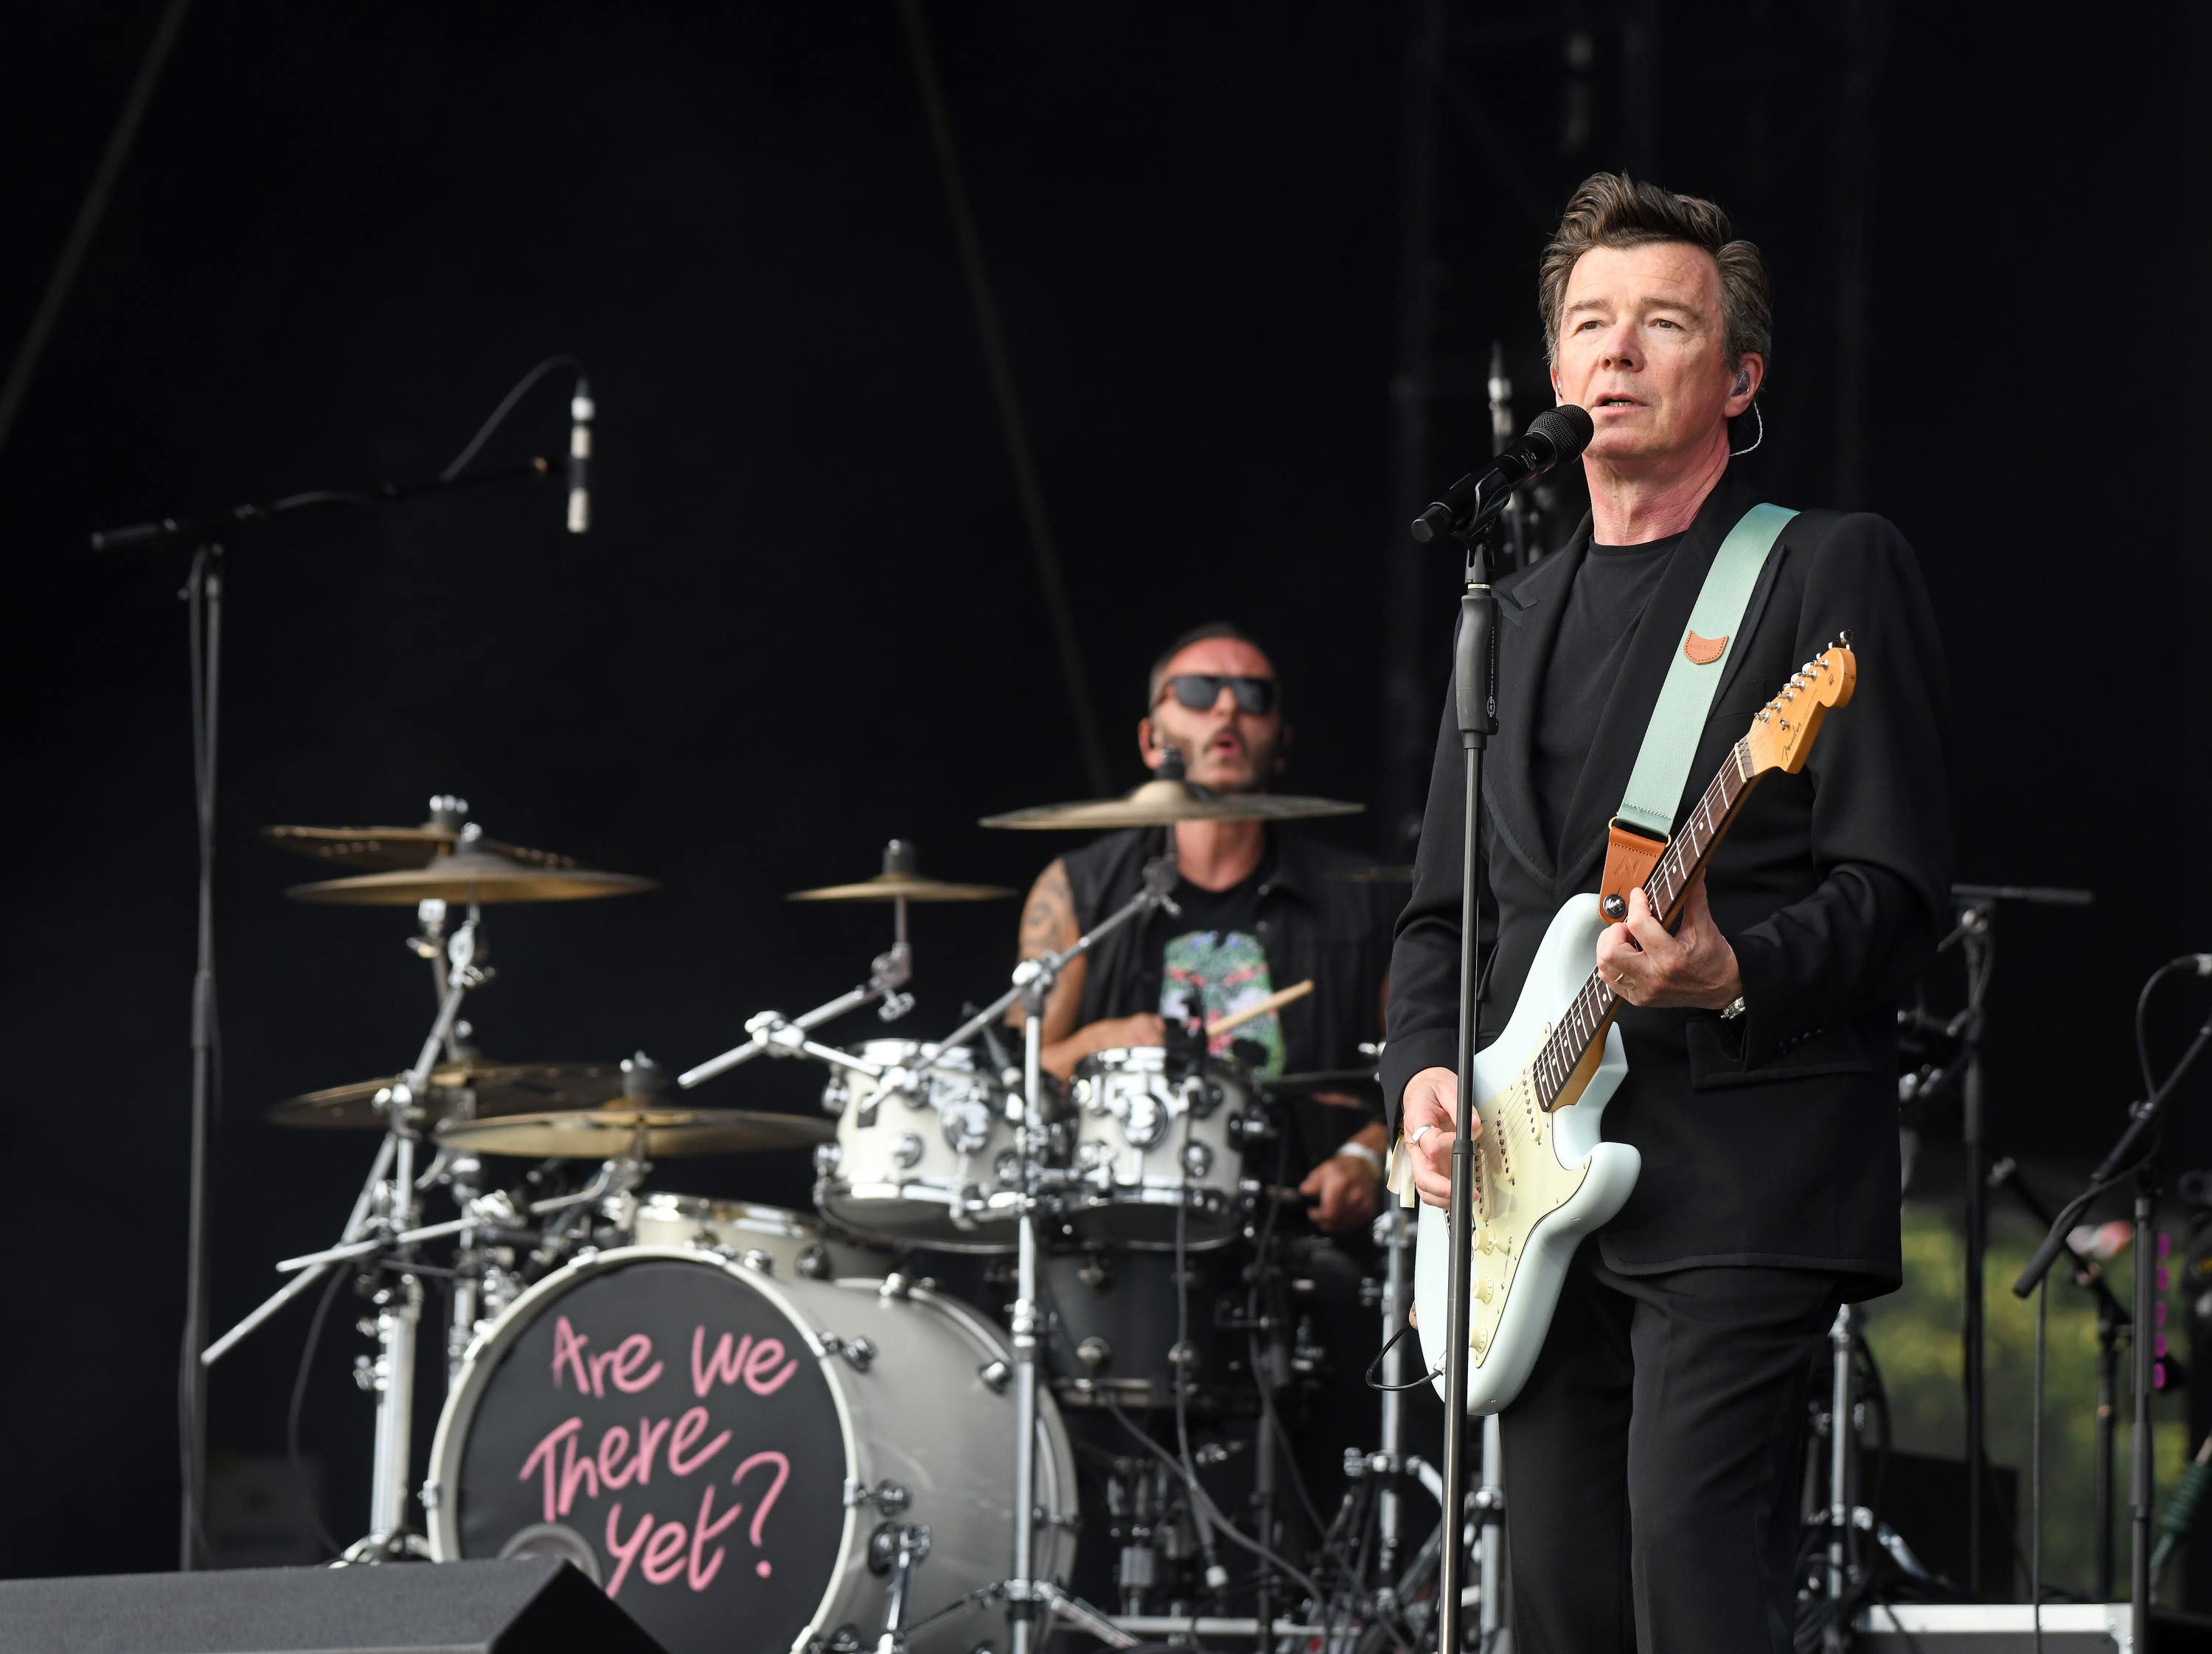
1530,530,1685,858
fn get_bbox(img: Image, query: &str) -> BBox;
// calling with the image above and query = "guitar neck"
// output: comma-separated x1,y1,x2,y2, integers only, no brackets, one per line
1530,737,1762,1111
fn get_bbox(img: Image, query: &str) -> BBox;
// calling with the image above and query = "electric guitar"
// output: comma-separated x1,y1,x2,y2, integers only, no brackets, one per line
1398,636,1858,1414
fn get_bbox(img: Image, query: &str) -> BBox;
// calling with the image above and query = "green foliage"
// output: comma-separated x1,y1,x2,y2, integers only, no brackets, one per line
1862,1202,2189,1601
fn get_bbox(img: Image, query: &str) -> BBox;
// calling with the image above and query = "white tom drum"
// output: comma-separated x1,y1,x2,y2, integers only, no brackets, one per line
813,1040,1022,1252
1061,1046,1253,1250
426,1247,1077,1654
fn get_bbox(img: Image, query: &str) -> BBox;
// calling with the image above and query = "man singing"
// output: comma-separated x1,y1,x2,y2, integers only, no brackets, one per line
1384,174,1952,1651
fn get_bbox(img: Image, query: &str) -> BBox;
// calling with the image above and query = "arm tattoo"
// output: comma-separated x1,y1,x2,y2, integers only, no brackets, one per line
1019,861,1077,959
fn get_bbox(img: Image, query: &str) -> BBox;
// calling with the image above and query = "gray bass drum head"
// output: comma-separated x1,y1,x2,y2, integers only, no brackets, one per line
444,1254,848,1654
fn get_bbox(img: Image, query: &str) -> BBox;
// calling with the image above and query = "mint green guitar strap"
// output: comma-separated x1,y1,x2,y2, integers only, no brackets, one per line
1613,502,1797,838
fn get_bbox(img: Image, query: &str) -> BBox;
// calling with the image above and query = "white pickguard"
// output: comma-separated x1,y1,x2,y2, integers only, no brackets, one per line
1409,894,1641,1415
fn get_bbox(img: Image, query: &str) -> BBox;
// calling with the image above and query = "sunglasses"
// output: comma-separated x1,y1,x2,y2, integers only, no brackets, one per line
1157,673,1278,716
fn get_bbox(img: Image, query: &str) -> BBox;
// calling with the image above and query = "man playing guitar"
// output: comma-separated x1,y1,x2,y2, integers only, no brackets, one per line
1385,173,1952,1652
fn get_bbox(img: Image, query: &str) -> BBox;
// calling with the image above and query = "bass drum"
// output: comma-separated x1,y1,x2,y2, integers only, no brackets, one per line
426,1247,1076,1654
622,1192,888,1281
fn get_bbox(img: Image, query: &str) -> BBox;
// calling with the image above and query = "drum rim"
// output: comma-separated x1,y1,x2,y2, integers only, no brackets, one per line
632,1191,819,1240
423,1243,867,1647
813,1178,1022,1255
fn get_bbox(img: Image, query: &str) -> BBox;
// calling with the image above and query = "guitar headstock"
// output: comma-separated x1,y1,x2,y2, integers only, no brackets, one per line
1743,633,1857,776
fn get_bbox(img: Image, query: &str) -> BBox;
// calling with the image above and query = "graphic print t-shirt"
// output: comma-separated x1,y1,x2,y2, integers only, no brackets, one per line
1158,861,1284,1077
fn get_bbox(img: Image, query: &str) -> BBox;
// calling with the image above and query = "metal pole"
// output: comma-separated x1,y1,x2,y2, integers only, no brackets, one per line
180,544,221,1570
1006,981,1046,1654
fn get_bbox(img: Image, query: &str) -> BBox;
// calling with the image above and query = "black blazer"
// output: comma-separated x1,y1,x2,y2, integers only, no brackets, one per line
1380,470,1952,1286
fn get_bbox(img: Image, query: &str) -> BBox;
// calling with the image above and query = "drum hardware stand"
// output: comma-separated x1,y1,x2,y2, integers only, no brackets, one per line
678,921,913,1091
202,909,493,1563
91,454,562,1568
870,1523,934,1654
923,854,1184,1654
2015,981,2212,1654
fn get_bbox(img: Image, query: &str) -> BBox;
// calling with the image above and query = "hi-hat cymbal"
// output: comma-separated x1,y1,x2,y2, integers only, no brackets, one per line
262,824,577,873
981,777,1363,831
268,1061,632,1129
286,845,655,906
437,1108,832,1159
788,836,1012,903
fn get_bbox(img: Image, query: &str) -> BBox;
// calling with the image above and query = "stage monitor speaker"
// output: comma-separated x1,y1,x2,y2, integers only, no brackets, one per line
1857,1602,2212,1652
0,1556,667,1653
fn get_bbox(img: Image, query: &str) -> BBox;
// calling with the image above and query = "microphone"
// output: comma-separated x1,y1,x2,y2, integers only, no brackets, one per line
566,377,594,534
1411,403,1593,544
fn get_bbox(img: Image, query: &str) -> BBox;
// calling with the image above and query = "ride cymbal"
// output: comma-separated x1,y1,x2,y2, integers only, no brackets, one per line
437,1107,832,1159
267,1061,631,1129
981,776,1363,831
286,845,655,905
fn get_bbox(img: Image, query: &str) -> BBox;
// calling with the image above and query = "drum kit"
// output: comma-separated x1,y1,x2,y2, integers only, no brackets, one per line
207,771,1447,1654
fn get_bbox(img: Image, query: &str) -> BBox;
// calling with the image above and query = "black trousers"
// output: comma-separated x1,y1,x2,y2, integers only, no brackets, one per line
1497,1251,1842,1654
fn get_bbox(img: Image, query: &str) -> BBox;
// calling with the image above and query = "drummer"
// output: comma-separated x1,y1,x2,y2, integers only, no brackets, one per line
1013,620,1397,1232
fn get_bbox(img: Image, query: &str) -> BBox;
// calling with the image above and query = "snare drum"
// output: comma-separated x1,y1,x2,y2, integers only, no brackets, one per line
1062,1046,1253,1250
621,1193,886,1280
814,1040,1022,1252
427,1247,1076,1654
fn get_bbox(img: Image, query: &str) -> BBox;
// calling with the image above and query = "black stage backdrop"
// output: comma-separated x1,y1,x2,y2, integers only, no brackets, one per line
1,0,2207,1578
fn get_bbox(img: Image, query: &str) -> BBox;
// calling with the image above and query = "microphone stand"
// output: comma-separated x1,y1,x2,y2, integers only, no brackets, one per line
89,456,556,1571
2014,1001,2212,1653
1437,512,1502,1654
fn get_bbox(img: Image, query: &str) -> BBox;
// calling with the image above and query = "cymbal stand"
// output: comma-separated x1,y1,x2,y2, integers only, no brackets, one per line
923,853,1184,1654
677,899,913,1091
344,906,490,1562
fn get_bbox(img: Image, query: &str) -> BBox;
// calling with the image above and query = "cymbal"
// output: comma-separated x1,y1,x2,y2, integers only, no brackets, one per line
268,1061,631,1129
1264,1069,1383,1105
789,837,1012,903
262,824,577,873
790,870,1012,903
981,776,1363,831
437,1107,833,1159
286,845,655,906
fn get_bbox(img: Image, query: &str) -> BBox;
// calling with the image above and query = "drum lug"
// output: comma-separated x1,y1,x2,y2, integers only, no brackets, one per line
844,1476,910,1514
877,1273,913,1302
798,1242,835,1279
977,1358,1011,1393
738,1248,777,1275
823,1334,878,1373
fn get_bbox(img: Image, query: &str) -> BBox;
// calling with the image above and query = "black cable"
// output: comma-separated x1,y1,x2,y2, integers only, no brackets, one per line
1101,1394,1325,1605
288,1267,349,1560
2138,956,2210,1097
439,354,580,482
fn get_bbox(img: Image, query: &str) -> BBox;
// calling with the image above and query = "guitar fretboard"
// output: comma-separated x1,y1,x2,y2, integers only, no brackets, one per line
1528,736,1756,1109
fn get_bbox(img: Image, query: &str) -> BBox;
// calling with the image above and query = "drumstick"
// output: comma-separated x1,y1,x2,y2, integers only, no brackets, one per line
1206,979,1313,1038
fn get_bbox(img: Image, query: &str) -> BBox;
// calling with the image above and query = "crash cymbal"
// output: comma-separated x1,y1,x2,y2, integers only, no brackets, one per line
788,837,1012,903
267,1061,631,1129
981,776,1363,831
437,1107,833,1159
286,844,655,906
1264,1069,1383,1105
262,824,578,873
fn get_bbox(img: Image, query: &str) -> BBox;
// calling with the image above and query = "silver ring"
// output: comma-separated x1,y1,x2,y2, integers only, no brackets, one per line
1408,1122,1439,1150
